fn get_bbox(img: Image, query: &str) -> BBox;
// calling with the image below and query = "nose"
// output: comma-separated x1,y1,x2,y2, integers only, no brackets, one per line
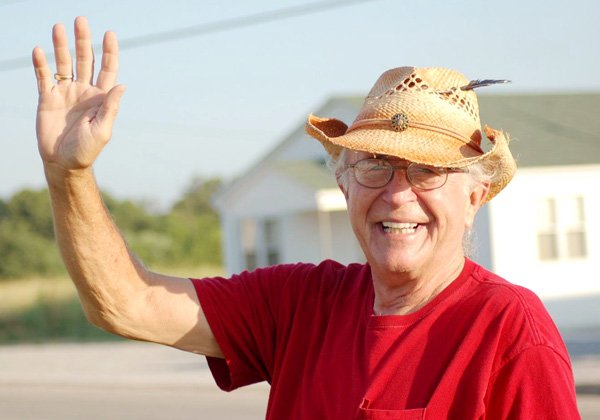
382,169,418,203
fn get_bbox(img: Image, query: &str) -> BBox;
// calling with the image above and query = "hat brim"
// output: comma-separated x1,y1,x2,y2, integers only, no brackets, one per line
305,114,516,202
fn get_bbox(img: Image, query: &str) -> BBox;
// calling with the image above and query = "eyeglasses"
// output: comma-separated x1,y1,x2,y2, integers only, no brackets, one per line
346,157,466,190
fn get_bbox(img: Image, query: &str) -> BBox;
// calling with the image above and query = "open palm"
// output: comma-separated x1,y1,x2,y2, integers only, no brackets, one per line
33,17,125,171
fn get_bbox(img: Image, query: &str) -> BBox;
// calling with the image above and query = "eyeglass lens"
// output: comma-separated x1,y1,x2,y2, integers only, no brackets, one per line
352,158,448,190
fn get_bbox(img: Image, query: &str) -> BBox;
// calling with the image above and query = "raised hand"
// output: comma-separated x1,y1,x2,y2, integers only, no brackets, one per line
32,16,125,173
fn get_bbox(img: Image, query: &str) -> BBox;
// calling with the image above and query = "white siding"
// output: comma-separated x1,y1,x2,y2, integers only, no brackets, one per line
219,169,362,273
489,165,600,298
225,170,319,218
279,211,363,266
220,213,242,274
471,204,493,270
330,211,365,264
281,212,322,263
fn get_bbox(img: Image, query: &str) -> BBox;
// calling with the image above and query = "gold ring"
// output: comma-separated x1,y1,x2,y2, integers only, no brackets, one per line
54,73,74,81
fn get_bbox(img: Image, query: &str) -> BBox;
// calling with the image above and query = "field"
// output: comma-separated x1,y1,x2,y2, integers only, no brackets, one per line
0,265,223,344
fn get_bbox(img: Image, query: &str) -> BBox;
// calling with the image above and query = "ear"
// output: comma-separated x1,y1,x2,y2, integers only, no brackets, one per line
464,181,489,228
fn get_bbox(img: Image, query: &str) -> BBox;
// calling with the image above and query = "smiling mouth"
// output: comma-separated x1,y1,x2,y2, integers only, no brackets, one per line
381,222,420,234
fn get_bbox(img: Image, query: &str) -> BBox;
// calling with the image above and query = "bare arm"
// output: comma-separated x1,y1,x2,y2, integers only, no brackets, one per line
33,17,222,357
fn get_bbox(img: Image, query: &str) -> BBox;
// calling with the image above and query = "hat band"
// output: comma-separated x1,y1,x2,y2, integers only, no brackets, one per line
347,118,480,150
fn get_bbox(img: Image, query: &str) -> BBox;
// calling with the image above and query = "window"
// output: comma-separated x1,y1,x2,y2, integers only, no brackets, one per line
240,217,281,269
264,219,281,266
537,198,558,260
536,196,587,261
564,196,587,258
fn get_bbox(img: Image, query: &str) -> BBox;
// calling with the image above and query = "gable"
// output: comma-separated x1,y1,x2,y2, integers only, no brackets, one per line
214,97,361,208
219,167,327,218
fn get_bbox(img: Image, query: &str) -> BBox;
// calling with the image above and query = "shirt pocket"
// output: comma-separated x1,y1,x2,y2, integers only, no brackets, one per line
357,407,426,419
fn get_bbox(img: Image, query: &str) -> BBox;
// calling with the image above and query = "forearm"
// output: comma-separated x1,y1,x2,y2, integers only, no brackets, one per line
34,18,221,355
45,164,149,335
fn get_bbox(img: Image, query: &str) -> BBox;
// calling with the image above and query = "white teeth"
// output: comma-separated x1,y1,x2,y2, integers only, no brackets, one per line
381,222,419,234
382,222,417,229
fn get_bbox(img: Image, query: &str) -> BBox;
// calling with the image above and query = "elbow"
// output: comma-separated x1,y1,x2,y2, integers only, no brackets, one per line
82,305,112,331
81,303,120,335
80,299,139,339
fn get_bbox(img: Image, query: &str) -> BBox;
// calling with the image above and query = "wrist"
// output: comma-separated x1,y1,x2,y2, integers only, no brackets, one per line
43,162,95,190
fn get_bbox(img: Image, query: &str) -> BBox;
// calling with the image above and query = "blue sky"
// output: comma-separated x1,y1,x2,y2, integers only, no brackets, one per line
1,0,599,208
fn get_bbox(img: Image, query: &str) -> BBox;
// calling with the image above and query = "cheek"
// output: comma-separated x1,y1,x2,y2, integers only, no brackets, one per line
428,191,471,231
346,186,377,222
346,194,366,224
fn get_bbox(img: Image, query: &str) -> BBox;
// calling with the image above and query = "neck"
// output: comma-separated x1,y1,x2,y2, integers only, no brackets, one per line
372,256,465,316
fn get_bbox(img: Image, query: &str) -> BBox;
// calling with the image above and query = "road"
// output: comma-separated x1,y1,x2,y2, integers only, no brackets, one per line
0,341,598,419
0,342,269,419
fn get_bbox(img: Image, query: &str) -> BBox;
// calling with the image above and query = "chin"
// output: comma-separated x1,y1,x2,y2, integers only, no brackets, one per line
372,253,424,276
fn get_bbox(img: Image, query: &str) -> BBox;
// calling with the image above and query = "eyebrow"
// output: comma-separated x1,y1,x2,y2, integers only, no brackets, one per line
373,155,409,164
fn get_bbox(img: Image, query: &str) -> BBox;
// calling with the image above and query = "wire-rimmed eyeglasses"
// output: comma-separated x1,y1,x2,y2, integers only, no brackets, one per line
346,157,466,190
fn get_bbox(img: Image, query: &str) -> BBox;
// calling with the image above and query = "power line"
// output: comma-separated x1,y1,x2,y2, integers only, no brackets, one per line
1,0,380,71
0,0,32,6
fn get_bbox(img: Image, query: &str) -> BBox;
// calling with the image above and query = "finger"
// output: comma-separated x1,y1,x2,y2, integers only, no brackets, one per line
52,23,73,83
96,31,119,91
74,16,94,84
94,84,126,140
32,47,53,94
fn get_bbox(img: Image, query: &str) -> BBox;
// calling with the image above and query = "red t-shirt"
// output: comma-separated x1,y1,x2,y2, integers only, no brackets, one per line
191,259,580,419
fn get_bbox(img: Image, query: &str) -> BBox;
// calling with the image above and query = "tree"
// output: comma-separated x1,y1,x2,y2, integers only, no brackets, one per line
0,189,64,278
172,176,223,216
0,177,225,279
165,176,223,266
4,189,54,239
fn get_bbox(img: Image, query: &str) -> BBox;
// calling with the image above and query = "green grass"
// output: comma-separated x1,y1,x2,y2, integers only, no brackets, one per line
0,265,224,344
0,294,121,344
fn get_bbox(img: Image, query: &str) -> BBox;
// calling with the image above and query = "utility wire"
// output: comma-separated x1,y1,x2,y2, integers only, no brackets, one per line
1,0,380,71
0,0,31,6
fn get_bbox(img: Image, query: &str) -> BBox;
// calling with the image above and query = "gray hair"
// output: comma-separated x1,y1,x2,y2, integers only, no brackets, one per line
327,148,350,190
461,158,496,258
327,147,496,257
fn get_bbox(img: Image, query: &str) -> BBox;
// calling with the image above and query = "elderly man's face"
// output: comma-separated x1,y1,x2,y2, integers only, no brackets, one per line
340,151,487,282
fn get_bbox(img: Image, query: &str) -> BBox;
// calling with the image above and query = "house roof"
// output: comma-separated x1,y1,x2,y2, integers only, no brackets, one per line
478,93,600,167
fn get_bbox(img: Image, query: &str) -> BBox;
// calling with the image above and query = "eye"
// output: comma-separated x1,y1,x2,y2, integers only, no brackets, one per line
411,165,443,176
356,159,390,171
370,163,390,171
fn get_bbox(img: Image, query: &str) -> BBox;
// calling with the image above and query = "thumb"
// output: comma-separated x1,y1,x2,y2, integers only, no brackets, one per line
94,84,126,140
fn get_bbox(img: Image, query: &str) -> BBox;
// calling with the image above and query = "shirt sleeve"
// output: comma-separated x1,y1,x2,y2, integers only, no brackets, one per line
190,263,312,391
484,344,580,419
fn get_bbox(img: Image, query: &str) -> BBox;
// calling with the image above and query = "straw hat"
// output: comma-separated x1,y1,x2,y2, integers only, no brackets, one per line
305,66,516,202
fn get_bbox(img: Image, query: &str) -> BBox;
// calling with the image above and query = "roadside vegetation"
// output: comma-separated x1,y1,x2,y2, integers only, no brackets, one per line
0,177,224,343
0,265,223,344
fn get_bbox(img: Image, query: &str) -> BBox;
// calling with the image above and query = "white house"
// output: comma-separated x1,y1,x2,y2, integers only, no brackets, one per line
213,93,600,315
214,97,366,274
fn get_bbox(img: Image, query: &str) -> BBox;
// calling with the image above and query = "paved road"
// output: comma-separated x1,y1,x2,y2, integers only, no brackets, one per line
0,342,269,419
0,342,598,419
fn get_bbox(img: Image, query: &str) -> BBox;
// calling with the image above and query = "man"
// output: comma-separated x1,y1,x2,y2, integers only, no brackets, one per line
33,17,580,418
